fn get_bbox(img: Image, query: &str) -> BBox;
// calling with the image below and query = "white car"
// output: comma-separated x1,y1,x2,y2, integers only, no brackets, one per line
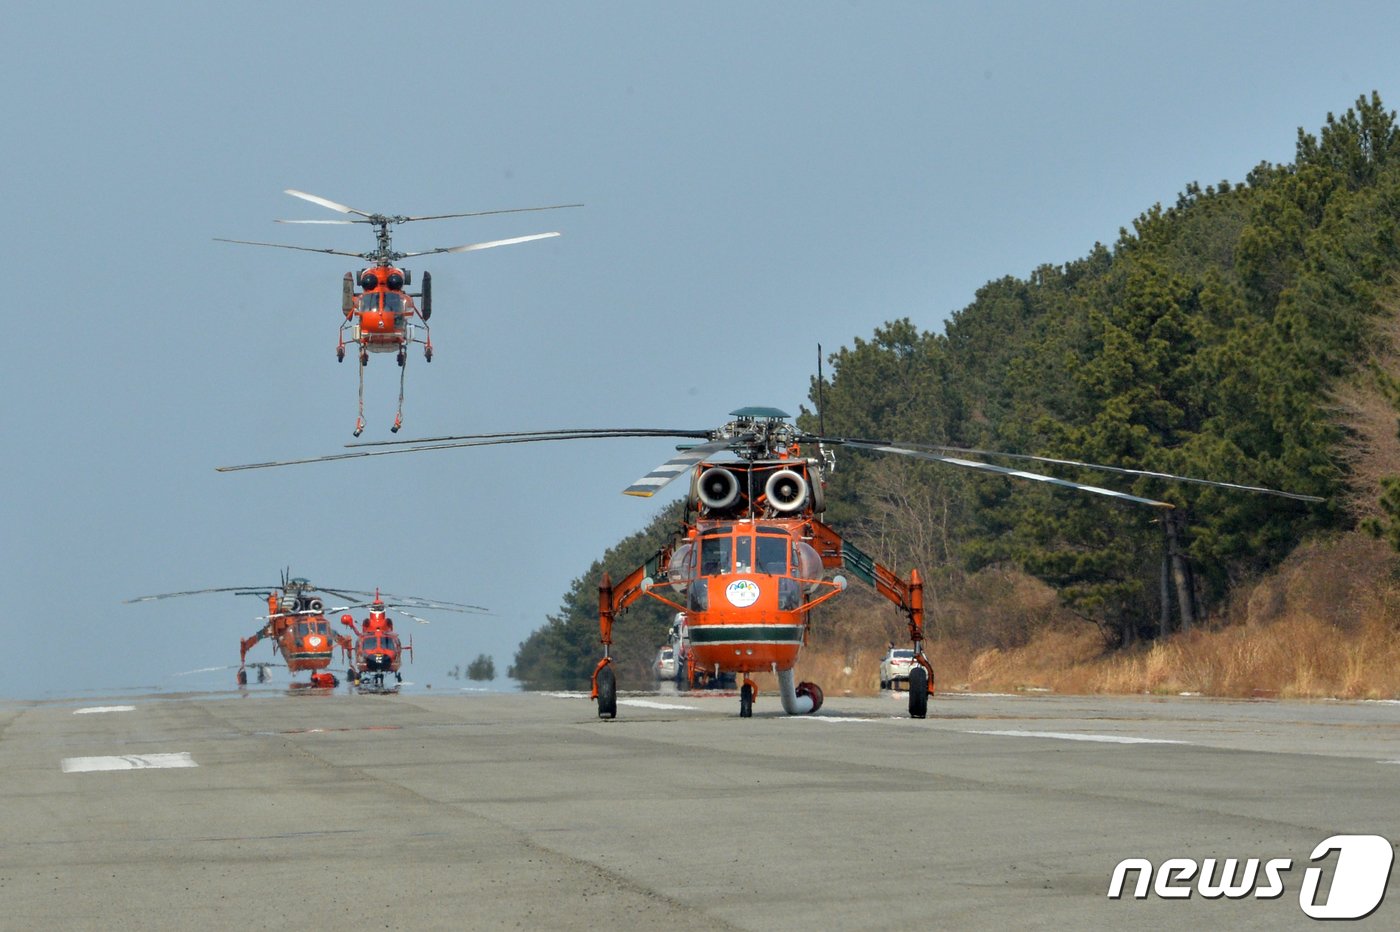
880,648,916,690
655,646,678,680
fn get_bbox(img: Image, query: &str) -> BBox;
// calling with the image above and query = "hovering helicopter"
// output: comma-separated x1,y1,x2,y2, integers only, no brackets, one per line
217,408,1322,718
340,590,489,689
216,189,580,436
126,571,413,688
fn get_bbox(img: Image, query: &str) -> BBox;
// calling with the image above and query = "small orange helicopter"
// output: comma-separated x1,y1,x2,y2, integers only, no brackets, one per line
127,572,397,688
216,189,580,436
340,590,489,689
218,408,1321,717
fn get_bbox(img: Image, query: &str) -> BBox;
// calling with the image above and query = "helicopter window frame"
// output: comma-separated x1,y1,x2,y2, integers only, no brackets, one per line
756,535,789,575
699,534,732,576
734,535,752,573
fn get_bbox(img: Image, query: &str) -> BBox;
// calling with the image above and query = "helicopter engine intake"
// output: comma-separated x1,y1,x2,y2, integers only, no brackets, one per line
698,467,741,510
765,469,808,513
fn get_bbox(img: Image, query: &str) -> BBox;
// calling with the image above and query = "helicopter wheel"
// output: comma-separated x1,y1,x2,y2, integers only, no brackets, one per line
395,672,402,683
739,683,754,718
424,347,433,363
360,352,368,367
336,347,345,363
596,665,617,720
909,666,929,719
236,669,247,686
396,351,405,367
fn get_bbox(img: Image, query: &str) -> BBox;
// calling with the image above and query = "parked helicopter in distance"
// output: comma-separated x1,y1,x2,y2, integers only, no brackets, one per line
216,189,580,436
340,590,489,690
217,408,1322,718
128,570,482,687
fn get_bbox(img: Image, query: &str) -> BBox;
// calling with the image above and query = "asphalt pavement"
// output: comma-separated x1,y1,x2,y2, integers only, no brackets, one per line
3,687,1398,929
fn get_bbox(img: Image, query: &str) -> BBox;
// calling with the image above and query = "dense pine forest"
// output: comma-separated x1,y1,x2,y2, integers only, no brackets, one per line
511,93,1400,693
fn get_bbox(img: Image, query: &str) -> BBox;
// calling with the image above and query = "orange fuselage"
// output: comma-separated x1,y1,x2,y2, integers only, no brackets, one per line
354,274,417,353
666,518,835,676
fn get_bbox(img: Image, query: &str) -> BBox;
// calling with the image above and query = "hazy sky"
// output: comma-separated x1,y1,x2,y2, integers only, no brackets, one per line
5,1,1399,699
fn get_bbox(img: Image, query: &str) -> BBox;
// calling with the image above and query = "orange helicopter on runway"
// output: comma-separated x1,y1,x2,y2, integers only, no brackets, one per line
340,590,489,689
217,189,579,436
218,408,1322,717
128,572,378,688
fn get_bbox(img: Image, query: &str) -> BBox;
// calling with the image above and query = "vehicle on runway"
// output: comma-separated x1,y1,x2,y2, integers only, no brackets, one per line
879,647,916,691
654,646,677,681
216,189,579,436
341,590,487,689
218,407,1322,719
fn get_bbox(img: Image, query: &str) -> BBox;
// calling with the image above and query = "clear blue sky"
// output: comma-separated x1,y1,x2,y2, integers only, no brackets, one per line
4,1,1398,698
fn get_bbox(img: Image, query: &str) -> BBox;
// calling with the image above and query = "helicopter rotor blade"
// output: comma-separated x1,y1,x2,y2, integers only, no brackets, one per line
275,219,361,225
387,607,435,625
624,438,736,498
396,232,560,258
124,586,275,603
399,203,584,223
831,440,1175,509
348,427,712,449
218,430,713,472
284,188,373,218
213,237,368,260
821,436,1323,504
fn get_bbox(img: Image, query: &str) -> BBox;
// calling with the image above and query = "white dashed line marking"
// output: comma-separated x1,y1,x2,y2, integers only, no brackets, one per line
618,699,698,711
73,706,136,714
966,729,1188,745
62,753,198,773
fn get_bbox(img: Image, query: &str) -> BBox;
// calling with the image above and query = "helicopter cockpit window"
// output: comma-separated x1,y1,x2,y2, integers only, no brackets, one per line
383,292,404,313
757,536,788,575
734,536,752,573
357,292,380,311
363,637,380,651
699,535,732,576
295,622,309,638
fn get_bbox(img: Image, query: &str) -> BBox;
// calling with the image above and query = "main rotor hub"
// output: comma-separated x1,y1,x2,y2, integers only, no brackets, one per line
713,407,818,462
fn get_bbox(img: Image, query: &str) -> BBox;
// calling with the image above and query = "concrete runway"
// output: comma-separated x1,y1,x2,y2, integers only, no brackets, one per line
3,686,1398,930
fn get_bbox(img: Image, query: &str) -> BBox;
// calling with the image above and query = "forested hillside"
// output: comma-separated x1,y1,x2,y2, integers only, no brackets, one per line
512,93,1400,690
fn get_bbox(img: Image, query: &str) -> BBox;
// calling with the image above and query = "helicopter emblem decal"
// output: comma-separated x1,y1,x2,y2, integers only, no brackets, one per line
725,580,761,607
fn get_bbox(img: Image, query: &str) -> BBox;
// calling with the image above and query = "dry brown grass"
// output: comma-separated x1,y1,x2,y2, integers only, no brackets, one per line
798,533,1400,700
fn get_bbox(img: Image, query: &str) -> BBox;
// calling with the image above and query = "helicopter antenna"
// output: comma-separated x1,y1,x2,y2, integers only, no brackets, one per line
817,343,826,438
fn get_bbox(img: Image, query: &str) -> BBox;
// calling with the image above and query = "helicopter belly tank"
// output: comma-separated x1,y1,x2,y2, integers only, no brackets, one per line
286,649,333,669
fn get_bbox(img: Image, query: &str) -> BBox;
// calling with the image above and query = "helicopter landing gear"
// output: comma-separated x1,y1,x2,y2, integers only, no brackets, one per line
424,345,432,363
336,345,345,363
740,678,756,718
236,668,247,686
347,667,359,686
909,666,929,719
594,663,617,720
396,351,405,367
395,671,402,684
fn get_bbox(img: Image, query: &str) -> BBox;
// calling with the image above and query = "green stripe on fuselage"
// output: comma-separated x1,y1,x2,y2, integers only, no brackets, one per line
687,625,803,644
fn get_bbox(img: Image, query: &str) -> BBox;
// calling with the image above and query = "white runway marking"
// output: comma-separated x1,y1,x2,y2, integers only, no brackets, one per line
62,753,197,773
792,715,881,723
618,699,697,711
73,706,136,714
966,729,1188,745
